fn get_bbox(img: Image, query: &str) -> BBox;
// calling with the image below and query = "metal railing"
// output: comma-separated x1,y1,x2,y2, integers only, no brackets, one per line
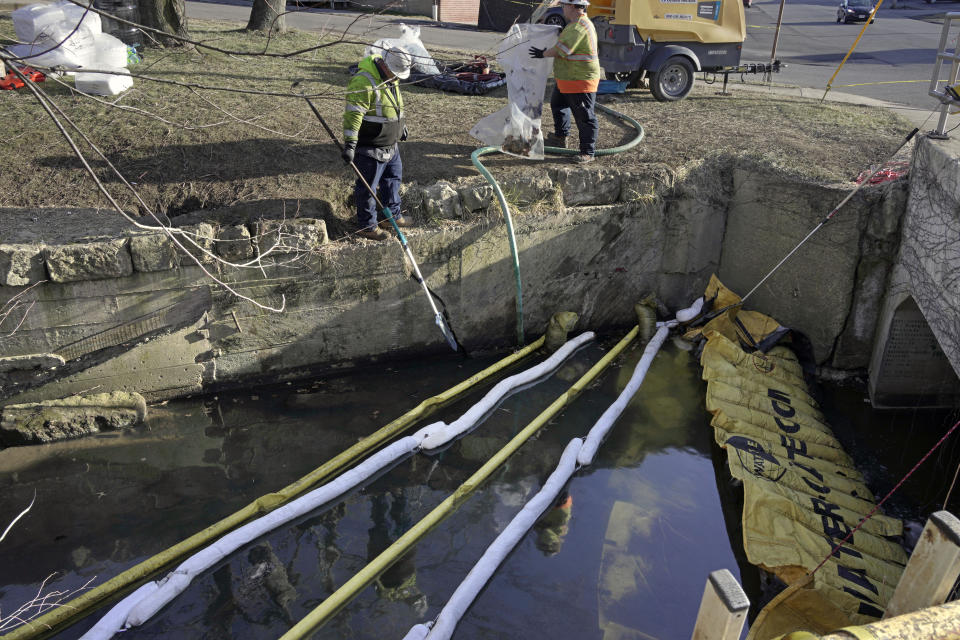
929,12,960,137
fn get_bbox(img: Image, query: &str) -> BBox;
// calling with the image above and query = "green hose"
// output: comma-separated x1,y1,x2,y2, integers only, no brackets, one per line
470,103,646,347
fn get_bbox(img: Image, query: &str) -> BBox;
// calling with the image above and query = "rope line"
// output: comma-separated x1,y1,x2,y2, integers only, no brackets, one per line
811,417,960,576
741,126,919,303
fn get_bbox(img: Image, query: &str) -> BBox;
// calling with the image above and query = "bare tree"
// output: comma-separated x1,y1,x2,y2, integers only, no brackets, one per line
247,0,288,34
139,0,190,46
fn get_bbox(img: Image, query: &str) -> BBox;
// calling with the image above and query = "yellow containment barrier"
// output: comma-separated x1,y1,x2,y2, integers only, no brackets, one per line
691,277,907,635
0,336,547,640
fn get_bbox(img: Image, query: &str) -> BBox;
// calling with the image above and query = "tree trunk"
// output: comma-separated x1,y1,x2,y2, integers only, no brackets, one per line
247,0,288,34
138,0,190,46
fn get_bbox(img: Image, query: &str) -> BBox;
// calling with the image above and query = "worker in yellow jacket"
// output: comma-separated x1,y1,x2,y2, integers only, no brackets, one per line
342,47,415,241
530,0,602,163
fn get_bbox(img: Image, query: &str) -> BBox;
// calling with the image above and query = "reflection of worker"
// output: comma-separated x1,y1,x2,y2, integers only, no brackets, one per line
367,489,427,614
342,47,415,241
534,491,573,555
529,0,601,164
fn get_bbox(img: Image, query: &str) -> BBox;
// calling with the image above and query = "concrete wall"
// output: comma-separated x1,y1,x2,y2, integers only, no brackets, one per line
0,159,905,405
869,136,960,407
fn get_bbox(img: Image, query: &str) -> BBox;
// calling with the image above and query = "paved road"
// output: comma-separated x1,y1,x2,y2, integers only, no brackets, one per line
741,0,951,111
187,0,954,113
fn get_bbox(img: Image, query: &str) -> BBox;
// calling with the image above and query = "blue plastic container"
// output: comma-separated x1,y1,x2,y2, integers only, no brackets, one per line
597,79,628,94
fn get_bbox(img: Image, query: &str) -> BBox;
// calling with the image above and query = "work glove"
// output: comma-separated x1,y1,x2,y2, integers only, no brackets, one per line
400,125,409,142
341,141,356,164
529,46,546,59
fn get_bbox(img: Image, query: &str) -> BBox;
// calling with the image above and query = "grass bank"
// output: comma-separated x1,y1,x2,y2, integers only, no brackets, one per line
1,17,913,230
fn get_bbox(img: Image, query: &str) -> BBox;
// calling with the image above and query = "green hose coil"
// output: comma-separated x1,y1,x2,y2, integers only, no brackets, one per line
471,103,646,347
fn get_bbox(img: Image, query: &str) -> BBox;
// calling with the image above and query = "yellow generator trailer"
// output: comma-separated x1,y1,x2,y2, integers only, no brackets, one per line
534,0,754,101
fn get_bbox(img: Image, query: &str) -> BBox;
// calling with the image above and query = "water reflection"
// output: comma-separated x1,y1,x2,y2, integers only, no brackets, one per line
1,339,749,640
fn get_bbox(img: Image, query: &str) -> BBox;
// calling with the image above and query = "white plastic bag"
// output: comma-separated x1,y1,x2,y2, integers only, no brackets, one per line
364,23,440,76
57,0,103,35
469,23,558,159
11,3,103,70
12,4,64,42
74,67,132,95
91,32,127,68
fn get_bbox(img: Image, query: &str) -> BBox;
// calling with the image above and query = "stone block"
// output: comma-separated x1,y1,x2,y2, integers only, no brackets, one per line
255,218,329,257
0,244,46,286
458,182,495,213
553,167,621,206
177,223,218,266
0,391,147,446
44,239,133,283
421,181,463,220
130,233,179,272
216,224,255,262
500,173,554,206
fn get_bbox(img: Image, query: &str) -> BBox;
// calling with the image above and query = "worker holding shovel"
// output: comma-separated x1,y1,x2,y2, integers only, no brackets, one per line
530,0,601,164
343,47,415,240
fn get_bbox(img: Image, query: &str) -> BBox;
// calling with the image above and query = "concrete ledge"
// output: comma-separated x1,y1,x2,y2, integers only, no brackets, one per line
0,159,908,404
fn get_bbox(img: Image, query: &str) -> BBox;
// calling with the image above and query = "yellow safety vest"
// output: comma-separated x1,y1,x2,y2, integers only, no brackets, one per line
554,15,601,93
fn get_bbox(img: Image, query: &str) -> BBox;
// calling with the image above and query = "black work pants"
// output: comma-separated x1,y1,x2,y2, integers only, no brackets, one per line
550,87,598,156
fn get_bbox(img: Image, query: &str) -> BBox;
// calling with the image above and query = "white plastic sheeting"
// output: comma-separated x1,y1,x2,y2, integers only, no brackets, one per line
403,438,584,640
405,300,702,640
412,332,595,450
469,23,559,159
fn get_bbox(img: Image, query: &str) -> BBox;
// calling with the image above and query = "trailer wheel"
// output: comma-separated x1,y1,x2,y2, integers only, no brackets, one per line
650,56,695,102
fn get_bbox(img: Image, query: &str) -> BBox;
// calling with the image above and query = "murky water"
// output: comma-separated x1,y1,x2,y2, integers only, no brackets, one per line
1,338,754,639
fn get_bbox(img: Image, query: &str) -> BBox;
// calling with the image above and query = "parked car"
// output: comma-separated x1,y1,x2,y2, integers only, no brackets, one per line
837,0,876,23
540,6,566,27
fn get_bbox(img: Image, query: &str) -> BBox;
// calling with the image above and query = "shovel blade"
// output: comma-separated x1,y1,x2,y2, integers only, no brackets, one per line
435,314,459,352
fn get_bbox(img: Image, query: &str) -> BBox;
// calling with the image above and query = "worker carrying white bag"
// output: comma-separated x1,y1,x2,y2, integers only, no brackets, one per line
469,23,558,159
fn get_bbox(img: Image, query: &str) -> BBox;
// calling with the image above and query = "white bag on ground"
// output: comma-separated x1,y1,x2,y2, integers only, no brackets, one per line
91,32,128,68
469,23,558,159
74,67,132,95
9,19,97,69
57,0,103,35
364,23,440,76
11,4,65,42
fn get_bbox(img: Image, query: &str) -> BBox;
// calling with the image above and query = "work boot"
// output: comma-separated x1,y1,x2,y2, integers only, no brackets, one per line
545,133,567,149
357,227,389,241
575,154,595,164
379,216,415,230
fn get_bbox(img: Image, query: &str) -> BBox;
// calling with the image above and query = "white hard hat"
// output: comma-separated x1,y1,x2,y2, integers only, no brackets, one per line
383,47,413,80
560,0,590,6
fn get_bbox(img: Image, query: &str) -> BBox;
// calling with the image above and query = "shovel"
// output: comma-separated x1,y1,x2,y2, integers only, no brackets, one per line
302,96,461,352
